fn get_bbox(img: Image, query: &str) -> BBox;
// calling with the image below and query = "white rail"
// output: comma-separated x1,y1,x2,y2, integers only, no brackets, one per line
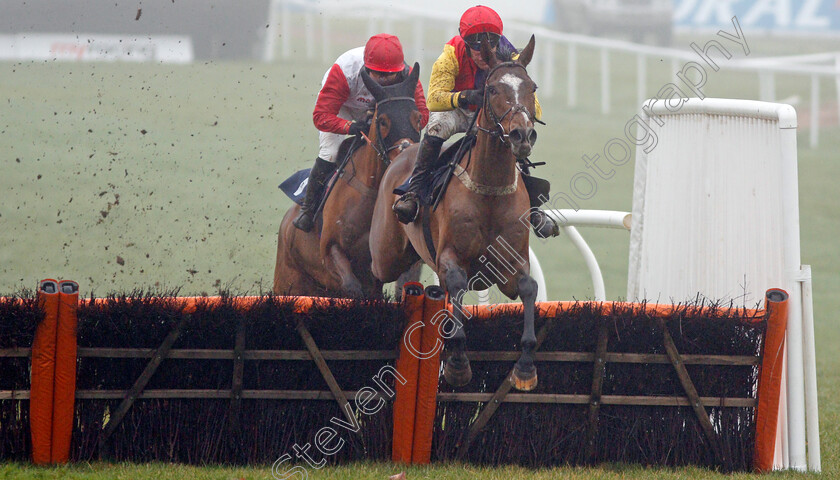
546,209,631,302
271,0,840,148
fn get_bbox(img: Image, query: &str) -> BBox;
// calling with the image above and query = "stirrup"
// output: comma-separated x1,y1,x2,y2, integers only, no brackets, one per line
393,192,420,224
293,209,315,232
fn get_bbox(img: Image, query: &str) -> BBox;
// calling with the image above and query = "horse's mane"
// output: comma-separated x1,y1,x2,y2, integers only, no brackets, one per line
496,45,515,63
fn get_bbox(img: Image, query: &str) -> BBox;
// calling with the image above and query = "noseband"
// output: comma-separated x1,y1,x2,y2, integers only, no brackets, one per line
475,62,543,147
369,96,420,166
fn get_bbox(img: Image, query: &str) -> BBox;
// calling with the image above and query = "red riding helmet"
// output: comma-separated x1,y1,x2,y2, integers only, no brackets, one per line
459,5,503,38
364,34,405,73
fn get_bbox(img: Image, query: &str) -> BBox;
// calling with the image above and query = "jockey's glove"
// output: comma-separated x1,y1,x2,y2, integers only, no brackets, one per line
348,121,367,137
457,89,484,108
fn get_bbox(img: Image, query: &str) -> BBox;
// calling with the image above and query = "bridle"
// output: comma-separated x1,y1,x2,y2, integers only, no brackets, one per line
474,62,544,147
367,96,420,167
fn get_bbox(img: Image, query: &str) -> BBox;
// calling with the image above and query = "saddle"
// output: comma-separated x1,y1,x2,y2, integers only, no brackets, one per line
393,135,477,207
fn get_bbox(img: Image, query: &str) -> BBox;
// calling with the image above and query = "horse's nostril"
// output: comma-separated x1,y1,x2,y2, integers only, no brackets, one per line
528,129,538,146
509,129,524,143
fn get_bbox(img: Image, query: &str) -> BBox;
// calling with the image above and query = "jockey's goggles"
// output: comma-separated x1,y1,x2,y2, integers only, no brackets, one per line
464,32,500,51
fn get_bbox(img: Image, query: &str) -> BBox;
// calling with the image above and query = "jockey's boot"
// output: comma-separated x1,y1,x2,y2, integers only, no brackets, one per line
293,157,336,232
529,210,560,238
392,135,445,224
519,160,560,238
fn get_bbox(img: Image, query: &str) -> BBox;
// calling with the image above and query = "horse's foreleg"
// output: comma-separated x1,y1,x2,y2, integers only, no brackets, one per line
394,260,424,301
326,244,365,298
441,263,472,387
512,274,538,391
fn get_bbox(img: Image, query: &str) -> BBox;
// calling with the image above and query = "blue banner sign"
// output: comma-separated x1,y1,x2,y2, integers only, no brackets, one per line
675,0,840,33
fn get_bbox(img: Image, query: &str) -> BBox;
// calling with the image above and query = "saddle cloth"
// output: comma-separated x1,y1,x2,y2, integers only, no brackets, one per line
278,137,364,205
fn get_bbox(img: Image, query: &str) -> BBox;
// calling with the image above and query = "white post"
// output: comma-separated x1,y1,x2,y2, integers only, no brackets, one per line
280,0,291,59
800,266,821,472
810,74,819,149
780,115,807,471
304,12,315,60
543,39,555,99
835,55,840,128
671,58,679,84
567,43,577,107
759,71,776,102
561,226,606,301
383,15,393,36
529,45,541,92
780,366,790,468
321,13,330,63
413,17,424,66
636,53,646,113
262,0,278,62
528,247,549,302
600,47,610,115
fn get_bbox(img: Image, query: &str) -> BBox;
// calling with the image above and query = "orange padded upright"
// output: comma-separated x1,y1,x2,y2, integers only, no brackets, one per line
51,280,79,463
411,285,446,464
754,288,789,472
30,279,59,465
391,282,424,463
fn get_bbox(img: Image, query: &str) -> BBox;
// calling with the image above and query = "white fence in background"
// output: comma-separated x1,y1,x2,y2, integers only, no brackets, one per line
268,0,840,148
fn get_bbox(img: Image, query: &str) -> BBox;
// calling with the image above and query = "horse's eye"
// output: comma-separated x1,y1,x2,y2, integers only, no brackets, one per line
487,85,497,95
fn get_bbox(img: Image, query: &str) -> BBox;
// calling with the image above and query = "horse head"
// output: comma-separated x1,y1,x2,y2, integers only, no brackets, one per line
360,63,423,156
479,35,538,159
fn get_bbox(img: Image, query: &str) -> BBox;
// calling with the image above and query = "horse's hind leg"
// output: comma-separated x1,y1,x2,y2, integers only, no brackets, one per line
441,262,472,387
511,274,538,391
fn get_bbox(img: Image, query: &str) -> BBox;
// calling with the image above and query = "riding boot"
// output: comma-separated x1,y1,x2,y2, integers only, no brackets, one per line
293,157,337,232
519,159,560,238
392,135,445,224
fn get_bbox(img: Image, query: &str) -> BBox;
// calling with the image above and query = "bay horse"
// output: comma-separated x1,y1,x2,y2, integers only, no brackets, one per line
369,37,541,390
273,65,423,298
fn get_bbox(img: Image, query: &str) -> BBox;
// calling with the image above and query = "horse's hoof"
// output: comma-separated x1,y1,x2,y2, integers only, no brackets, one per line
511,366,538,391
443,357,472,387
343,283,365,299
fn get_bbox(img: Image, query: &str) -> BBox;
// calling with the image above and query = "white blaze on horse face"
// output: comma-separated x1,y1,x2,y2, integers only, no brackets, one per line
499,73,523,104
498,73,530,122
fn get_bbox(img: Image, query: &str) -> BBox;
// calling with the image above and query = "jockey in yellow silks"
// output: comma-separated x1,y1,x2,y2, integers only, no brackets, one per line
392,5,558,238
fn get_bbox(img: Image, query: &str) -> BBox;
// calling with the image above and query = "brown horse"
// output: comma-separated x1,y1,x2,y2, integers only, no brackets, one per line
369,37,541,390
274,65,423,298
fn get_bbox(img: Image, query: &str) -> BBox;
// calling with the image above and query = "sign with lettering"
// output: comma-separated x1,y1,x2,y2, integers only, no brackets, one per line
675,0,840,33
0,34,193,63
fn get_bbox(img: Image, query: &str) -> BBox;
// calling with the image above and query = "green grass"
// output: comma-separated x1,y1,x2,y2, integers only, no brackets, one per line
0,461,824,479
1,27,839,478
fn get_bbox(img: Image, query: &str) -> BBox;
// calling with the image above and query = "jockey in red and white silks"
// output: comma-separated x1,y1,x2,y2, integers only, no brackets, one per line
293,33,429,232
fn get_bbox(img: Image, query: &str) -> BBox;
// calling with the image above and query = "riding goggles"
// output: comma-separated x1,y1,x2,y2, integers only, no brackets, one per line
464,32,500,51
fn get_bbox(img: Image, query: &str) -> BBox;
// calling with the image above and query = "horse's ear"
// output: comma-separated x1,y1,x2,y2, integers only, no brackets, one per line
406,62,420,91
361,68,386,102
481,39,499,69
517,35,536,69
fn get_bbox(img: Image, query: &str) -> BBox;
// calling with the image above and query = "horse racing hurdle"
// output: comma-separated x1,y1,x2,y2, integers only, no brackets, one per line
1,283,788,472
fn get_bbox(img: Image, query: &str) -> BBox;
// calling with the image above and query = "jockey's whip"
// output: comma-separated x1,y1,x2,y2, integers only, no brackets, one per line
312,135,361,222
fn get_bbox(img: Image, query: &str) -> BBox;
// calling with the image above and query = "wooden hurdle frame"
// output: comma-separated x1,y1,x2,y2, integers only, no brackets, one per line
2,285,787,471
